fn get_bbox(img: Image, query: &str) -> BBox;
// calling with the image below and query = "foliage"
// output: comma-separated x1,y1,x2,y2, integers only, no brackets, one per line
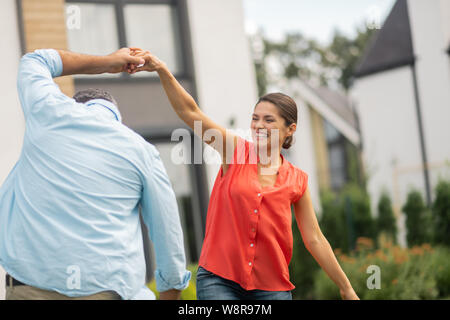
431,180,450,246
147,264,198,300
314,237,450,300
289,216,320,299
249,24,377,95
376,192,397,243
320,27,377,89
319,184,375,253
402,190,433,246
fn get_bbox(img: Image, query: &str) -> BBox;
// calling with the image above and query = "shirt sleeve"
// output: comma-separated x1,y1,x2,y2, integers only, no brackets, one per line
17,49,72,121
140,144,191,293
293,169,309,203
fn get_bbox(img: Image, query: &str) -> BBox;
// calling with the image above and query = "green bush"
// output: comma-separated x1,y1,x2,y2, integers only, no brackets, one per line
313,238,448,299
431,180,450,246
376,192,397,244
147,264,198,300
403,190,432,246
289,218,320,299
341,184,375,244
319,189,349,252
319,184,375,253
432,246,450,298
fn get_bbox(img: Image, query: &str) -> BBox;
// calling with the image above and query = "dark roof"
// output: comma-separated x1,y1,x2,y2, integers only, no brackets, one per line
304,83,358,129
354,0,415,78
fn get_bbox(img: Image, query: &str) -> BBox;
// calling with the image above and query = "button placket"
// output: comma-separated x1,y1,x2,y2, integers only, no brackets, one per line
247,193,261,274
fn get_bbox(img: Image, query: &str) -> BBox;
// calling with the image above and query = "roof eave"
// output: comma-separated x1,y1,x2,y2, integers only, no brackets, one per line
354,57,416,78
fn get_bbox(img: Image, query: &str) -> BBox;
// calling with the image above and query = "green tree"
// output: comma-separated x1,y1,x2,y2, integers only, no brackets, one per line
402,190,432,246
319,189,349,252
248,24,377,94
341,184,375,246
319,184,374,254
289,215,320,299
431,180,450,246
376,192,397,243
320,26,377,89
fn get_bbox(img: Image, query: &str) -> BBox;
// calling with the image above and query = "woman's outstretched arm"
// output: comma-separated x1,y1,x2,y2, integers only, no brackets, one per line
293,187,359,300
129,49,237,168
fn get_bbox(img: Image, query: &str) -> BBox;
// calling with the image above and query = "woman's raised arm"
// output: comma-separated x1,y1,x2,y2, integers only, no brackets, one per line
130,49,237,168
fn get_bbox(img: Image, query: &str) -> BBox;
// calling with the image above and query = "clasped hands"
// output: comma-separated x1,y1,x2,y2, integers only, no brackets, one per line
107,47,164,74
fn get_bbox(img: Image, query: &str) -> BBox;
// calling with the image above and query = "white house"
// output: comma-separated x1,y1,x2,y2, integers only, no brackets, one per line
351,0,450,245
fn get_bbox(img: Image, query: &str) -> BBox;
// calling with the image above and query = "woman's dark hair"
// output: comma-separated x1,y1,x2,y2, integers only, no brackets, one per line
73,88,118,106
256,92,297,149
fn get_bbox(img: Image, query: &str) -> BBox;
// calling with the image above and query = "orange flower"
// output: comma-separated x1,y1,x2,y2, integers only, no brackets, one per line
356,237,374,250
392,279,398,285
375,249,388,262
410,246,424,256
393,247,408,264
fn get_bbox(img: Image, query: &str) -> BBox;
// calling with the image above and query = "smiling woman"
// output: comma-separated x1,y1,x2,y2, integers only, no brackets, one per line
126,48,360,300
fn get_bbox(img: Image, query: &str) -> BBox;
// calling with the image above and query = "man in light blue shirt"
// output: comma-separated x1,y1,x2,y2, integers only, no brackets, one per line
0,48,190,299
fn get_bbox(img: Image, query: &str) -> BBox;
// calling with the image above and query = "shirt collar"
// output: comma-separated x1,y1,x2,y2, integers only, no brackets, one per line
85,99,122,123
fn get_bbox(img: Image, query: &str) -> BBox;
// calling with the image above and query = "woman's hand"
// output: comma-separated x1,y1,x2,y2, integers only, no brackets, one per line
105,48,146,74
340,287,360,300
127,48,167,74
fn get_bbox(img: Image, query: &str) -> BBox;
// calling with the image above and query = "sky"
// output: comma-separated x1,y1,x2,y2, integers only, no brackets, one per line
243,0,396,44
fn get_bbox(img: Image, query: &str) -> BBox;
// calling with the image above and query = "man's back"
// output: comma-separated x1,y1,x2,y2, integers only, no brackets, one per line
0,49,190,299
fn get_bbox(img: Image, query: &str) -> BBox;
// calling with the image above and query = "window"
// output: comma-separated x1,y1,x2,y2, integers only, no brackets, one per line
66,3,119,56
65,0,184,78
124,4,183,75
324,120,348,191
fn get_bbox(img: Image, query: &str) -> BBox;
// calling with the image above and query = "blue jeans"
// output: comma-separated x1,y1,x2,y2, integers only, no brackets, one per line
196,267,292,300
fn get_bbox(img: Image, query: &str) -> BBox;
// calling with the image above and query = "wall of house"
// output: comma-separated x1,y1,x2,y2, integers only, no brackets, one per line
21,0,74,96
0,0,24,301
287,101,322,213
186,0,259,192
438,0,450,46
407,0,450,191
351,66,425,246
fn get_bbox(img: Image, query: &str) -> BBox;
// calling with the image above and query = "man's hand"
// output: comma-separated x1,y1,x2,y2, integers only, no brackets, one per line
58,48,145,76
105,48,146,74
159,289,181,300
126,48,167,74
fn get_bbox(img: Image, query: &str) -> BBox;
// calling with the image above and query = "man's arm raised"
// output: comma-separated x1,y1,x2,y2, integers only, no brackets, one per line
58,48,145,76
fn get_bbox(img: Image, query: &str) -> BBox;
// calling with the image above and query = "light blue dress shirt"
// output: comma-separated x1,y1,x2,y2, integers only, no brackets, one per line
0,49,190,299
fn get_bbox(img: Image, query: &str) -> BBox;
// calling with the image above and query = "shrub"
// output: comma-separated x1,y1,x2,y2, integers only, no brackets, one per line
431,180,450,246
402,190,432,246
289,218,320,299
319,189,349,252
341,184,375,244
313,238,448,299
376,192,397,244
319,184,375,253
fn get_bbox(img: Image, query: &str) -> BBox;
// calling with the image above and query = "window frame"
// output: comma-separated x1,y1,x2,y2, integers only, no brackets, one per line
65,0,191,82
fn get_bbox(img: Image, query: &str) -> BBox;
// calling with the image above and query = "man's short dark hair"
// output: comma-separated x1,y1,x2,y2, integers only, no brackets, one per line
73,88,118,106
